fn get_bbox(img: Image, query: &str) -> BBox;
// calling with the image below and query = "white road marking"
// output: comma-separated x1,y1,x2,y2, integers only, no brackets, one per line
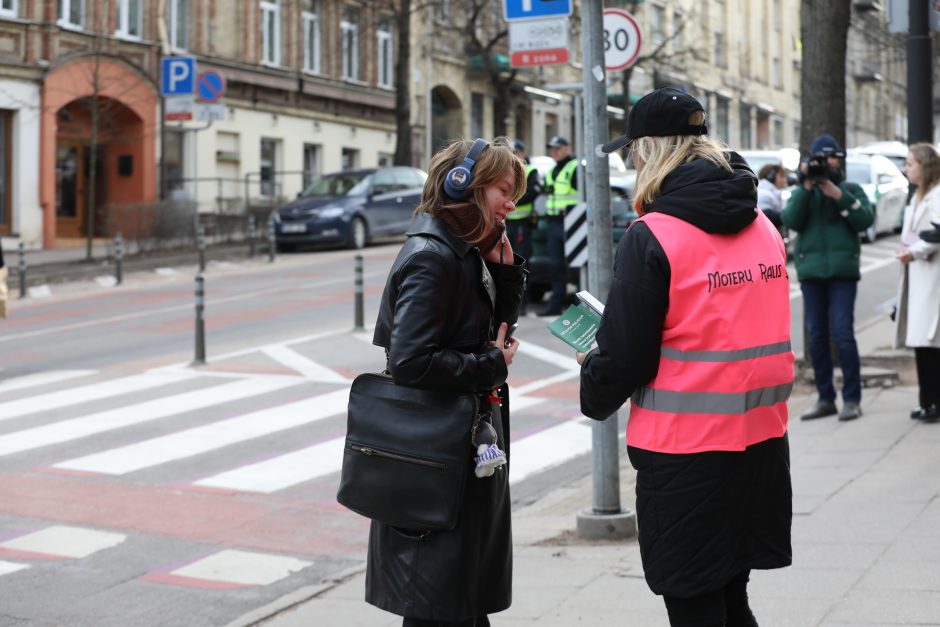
194,437,346,494
509,420,594,484
0,370,95,396
56,388,350,475
517,341,581,371
1,526,125,559
0,377,301,457
0,372,191,421
0,561,28,576
261,345,349,383
170,549,311,586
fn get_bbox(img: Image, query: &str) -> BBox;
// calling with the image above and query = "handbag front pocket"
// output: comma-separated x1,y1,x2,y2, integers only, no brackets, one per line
348,443,448,470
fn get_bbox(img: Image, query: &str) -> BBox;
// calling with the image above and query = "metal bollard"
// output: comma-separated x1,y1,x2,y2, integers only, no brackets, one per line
197,223,206,273
114,232,124,285
267,216,276,262
354,254,364,331
17,242,26,299
193,275,206,365
247,214,257,259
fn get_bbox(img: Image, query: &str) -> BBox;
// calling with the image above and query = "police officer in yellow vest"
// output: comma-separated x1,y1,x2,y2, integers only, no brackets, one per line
542,135,579,315
509,139,542,314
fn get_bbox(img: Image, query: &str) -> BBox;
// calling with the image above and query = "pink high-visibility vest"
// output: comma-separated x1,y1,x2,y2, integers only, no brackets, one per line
627,211,794,454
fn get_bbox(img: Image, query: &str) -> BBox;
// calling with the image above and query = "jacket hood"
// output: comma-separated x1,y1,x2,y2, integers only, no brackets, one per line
647,151,758,234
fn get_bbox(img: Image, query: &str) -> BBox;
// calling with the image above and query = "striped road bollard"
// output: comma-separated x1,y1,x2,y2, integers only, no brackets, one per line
193,275,206,366
17,241,26,299
354,254,364,331
114,232,124,285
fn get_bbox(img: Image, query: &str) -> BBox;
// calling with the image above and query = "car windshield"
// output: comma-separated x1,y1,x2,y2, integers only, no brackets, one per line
845,162,871,185
299,172,371,198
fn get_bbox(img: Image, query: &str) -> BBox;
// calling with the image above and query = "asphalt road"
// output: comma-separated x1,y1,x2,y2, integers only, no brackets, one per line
0,234,903,626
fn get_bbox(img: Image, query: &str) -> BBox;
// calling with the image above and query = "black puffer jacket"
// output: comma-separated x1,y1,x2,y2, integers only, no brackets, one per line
367,213,525,621
580,153,792,598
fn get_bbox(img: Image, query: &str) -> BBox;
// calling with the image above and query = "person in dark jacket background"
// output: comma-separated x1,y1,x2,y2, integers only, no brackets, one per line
508,139,542,314
368,136,526,626
781,134,873,422
579,88,794,627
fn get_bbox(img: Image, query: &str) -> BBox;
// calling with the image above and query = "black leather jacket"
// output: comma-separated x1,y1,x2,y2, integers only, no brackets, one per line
367,213,525,620
373,214,525,394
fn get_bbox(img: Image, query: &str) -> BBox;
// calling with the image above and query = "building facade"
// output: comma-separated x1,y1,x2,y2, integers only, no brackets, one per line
0,1,928,251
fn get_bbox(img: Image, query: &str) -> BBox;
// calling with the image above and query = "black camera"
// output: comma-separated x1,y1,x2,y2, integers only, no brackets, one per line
806,154,829,182
805,146,845,184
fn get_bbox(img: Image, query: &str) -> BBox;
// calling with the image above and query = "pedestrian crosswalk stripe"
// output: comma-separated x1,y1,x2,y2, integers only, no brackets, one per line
517,341,580,371
144,549,311,588
194,436,346,493
0,370,95,396
55,388,350,475
193,393,579,494
0,372,192,421
0,561,28,576
0,377,302,457
509,420,593,485
261,345,350,383
0,526,125,559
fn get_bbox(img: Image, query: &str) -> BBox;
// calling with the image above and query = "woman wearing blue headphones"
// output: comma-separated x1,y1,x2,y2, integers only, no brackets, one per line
367,136,527,626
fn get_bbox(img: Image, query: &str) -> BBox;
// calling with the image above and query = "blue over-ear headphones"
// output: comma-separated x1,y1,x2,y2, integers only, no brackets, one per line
443,138,490,200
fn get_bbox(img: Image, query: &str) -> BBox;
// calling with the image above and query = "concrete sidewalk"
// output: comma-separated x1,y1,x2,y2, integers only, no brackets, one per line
235,316,938,627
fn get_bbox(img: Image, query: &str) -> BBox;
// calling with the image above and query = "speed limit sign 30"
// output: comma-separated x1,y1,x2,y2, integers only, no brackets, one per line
603,9,641,71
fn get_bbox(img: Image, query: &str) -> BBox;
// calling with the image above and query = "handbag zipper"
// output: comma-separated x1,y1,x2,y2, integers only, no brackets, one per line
350,444,447,469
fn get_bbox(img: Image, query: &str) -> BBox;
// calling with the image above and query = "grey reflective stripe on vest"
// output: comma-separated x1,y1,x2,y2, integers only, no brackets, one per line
660,340,792,363
632,382,793,415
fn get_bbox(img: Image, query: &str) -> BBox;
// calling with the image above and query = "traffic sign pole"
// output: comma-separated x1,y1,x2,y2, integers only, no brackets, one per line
576,0,637,541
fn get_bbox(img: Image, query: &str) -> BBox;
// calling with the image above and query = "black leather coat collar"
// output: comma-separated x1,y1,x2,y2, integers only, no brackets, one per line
407,213,475,258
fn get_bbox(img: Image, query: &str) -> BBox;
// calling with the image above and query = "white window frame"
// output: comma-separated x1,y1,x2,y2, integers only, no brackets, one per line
168,0,188,51
116,0,142,39
0,0,18,19
302,8,320,73
261,0,281,67
341,8,360,81
651,4,665,45
376,19,393,89
58,0,84,29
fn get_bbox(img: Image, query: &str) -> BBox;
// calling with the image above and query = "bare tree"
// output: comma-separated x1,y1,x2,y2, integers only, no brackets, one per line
799,0,852,154
462,0,515,137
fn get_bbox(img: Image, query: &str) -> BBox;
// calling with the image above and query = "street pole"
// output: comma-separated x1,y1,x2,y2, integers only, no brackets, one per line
576,0,636,540
907,0,934,143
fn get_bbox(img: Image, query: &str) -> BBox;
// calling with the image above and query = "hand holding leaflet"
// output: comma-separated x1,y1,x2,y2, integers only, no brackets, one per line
546,291,604,352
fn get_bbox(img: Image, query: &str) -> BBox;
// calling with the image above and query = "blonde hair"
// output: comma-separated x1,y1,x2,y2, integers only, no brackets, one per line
631,111,732,213
415,137,526,245
909,142,940,196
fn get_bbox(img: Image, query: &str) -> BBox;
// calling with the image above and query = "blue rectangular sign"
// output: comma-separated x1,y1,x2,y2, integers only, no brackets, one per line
504,0,572,21
161,57,195,96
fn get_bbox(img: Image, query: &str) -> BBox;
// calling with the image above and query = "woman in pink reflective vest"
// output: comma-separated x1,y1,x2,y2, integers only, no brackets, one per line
579,88,794,627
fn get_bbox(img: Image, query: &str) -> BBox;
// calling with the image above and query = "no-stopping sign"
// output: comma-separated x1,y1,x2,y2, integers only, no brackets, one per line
603,9,641,71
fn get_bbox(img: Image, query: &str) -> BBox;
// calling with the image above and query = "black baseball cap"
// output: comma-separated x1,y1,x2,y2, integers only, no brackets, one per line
602,87,707,154
547,136,569,148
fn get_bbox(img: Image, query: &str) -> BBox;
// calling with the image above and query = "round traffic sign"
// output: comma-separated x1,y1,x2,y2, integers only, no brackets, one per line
603,9,641,71
196,70,226,103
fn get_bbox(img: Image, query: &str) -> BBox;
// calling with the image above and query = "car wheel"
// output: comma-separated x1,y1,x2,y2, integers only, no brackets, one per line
862,210,877,243
348,217,368,249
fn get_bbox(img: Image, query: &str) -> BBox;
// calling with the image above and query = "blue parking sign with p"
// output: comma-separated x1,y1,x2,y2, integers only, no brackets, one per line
161,57,195,96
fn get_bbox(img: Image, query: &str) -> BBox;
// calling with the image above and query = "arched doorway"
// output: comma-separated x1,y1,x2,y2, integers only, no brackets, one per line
55,97,145,239
431,86,463,154
41,55,157,247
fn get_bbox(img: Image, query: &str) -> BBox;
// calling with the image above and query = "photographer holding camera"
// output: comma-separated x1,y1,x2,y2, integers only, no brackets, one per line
782,134,873,422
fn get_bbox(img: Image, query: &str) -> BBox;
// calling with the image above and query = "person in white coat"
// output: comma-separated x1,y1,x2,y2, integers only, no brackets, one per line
896,142,940,421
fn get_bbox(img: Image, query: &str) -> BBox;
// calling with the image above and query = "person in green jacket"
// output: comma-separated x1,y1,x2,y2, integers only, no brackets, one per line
781,134,874,422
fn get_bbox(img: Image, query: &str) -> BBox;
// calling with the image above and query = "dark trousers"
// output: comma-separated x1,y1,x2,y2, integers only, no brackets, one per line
801,279,861,404
663,570,757,627
914,347,940,408
403,617,490,627
506,217,533,307
545,216,567,311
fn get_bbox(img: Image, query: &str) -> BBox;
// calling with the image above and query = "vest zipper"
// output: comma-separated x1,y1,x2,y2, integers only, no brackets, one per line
349,443,447,469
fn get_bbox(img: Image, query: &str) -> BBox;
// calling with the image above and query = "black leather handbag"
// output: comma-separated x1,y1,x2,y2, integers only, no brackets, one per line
336,372,479,531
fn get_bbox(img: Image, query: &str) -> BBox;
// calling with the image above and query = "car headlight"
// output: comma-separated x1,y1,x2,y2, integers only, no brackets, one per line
317,207,345,218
